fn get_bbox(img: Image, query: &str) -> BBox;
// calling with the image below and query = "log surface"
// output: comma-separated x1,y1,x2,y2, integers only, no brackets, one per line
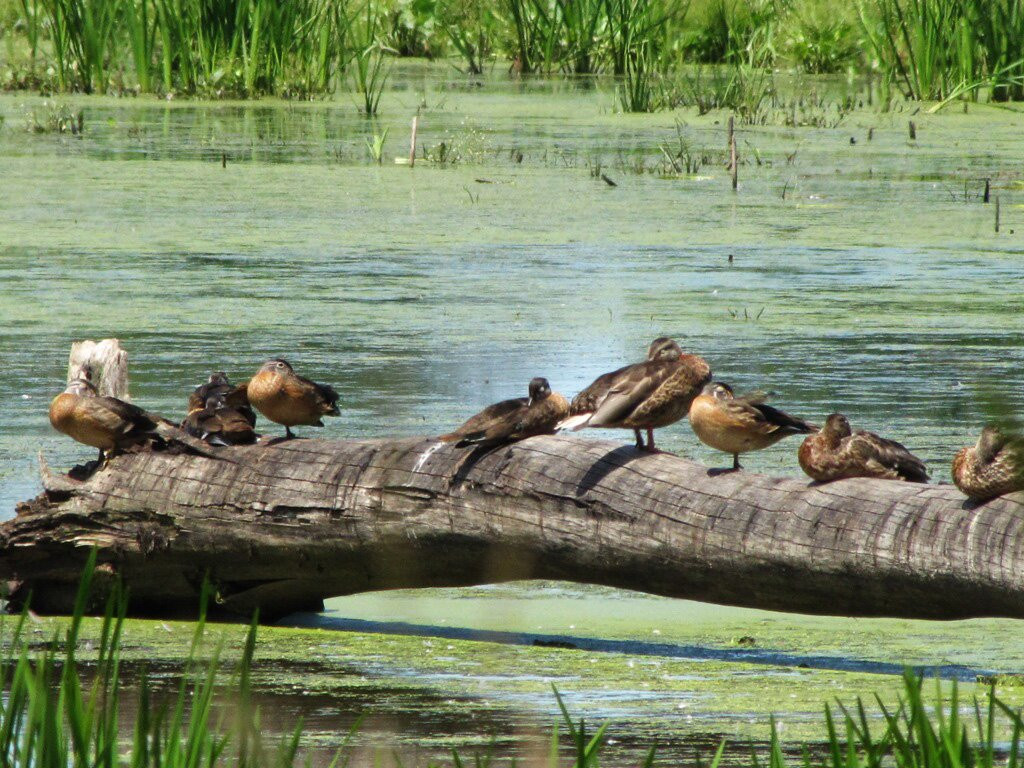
7,434,1024,621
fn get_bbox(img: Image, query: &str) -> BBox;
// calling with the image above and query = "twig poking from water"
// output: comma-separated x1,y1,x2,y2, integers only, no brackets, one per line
727,115,734,158
409,115,419,168
600,174,617,187
464,186,478,204
995,195,1000,233
984,178,991,203
908,120,917,140
730,133,738,191
868,127,874,141
221,152,226,169
781,180,789,199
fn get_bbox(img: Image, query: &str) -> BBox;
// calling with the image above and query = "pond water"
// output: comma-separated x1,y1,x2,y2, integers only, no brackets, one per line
2,63,1024,765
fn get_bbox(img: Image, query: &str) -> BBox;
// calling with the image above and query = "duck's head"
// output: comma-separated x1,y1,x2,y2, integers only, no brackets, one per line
977,424,1008,463
208,371,229,386
702,381,734,400
204,392,228,411
528,377,552,405
65,376,98,396
259,359,293,375
648,337,683,361
822,413,852,439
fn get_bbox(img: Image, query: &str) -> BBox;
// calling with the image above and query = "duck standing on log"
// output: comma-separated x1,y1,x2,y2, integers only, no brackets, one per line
441,377,569,448
558,336,712,451
952,425,1024,501
689,382,816,471
49,367,169,464
798,413,928,482
246,359,340,439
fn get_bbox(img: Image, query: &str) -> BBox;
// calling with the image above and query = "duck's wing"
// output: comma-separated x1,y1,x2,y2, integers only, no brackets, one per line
93,397,161,436
850,430,929,482
288,375,341,416
746,401,818,435
587,360,674,428
212,407,258,445
441,397,529,443
569,363,634,415
512,393,570,438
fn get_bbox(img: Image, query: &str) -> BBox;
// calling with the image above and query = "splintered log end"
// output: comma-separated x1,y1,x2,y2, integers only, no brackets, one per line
68,338,129,399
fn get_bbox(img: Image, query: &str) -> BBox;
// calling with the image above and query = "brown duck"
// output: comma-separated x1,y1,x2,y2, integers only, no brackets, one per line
246,359,340,439
689,382,816,470
798,413,928,483
49,370,167,463
558,336,712,451
187,371,256,425
183,392,258,446
952,425,1024,501
440,377,569,448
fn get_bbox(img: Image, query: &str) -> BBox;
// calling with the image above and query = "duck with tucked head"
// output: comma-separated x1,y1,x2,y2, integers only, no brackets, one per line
49,367,168,464
187,371,256,425
558,336,712,452
952,425,1024,501
246,359,340,439
441,377,569,448
183,392,258,446
798,413,928,483
689,382,816,471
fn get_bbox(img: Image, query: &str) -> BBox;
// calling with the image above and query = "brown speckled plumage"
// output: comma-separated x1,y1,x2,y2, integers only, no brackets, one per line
183,393,258,446
689,382,816,470
246,359,339,439
441,377,569,448
187,371,255,426
952,425,1024,501
560,337,711,451
798,413,928,483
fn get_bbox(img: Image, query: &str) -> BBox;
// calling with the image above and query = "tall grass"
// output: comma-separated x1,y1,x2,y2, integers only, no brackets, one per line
859,0,1024,102
4,556,1024,768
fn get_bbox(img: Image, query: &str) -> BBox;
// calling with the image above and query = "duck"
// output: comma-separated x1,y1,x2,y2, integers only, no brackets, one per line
183,392,258,446
187,371,256,427
49,368,168,464
558,336,712,451
798,413,928,483
952,425,1024,501
246,358,340,439
440,377,569,448
689,382,816,470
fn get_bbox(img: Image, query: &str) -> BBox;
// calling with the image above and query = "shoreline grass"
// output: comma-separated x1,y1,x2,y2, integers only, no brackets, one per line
1,0,1023,109
4,556,1024,768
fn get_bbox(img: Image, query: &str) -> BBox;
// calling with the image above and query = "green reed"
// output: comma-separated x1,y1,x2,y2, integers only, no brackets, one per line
859,0,1024,102
4,555,1024,768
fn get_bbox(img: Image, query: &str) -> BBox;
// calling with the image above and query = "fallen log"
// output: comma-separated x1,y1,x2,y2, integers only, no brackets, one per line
6,434,1024,622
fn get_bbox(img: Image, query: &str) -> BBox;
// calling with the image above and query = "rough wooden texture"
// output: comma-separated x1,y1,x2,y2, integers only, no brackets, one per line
68,339,129,398
7,435,1024,622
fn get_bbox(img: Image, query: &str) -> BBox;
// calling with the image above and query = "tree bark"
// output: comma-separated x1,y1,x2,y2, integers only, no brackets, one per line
6,434,1024,622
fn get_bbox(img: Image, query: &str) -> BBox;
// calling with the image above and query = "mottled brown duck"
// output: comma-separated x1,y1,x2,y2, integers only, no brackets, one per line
183,393,258,446
798,413,928,483
187,371,256,426
689,381,816,470
558,336,711,451
952,425,1024,501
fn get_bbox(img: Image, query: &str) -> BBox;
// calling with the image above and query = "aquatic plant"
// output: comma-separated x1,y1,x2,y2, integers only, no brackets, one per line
348,0,391,114
859,0,1024,102
42,0,120,93
366,125,389,162
6,554,1024,768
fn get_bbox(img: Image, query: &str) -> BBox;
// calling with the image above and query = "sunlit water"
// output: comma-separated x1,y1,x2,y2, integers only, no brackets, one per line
2,64,1024,765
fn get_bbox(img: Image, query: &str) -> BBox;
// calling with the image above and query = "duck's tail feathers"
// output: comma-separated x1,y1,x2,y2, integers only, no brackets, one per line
556,413,592,432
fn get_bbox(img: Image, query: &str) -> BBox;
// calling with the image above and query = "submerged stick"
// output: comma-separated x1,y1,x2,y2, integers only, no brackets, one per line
730,133,738,191
409,115,418,168
995,195,1000,233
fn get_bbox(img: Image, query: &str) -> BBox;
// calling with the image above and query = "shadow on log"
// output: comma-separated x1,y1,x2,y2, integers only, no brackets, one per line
7,434,1024,622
